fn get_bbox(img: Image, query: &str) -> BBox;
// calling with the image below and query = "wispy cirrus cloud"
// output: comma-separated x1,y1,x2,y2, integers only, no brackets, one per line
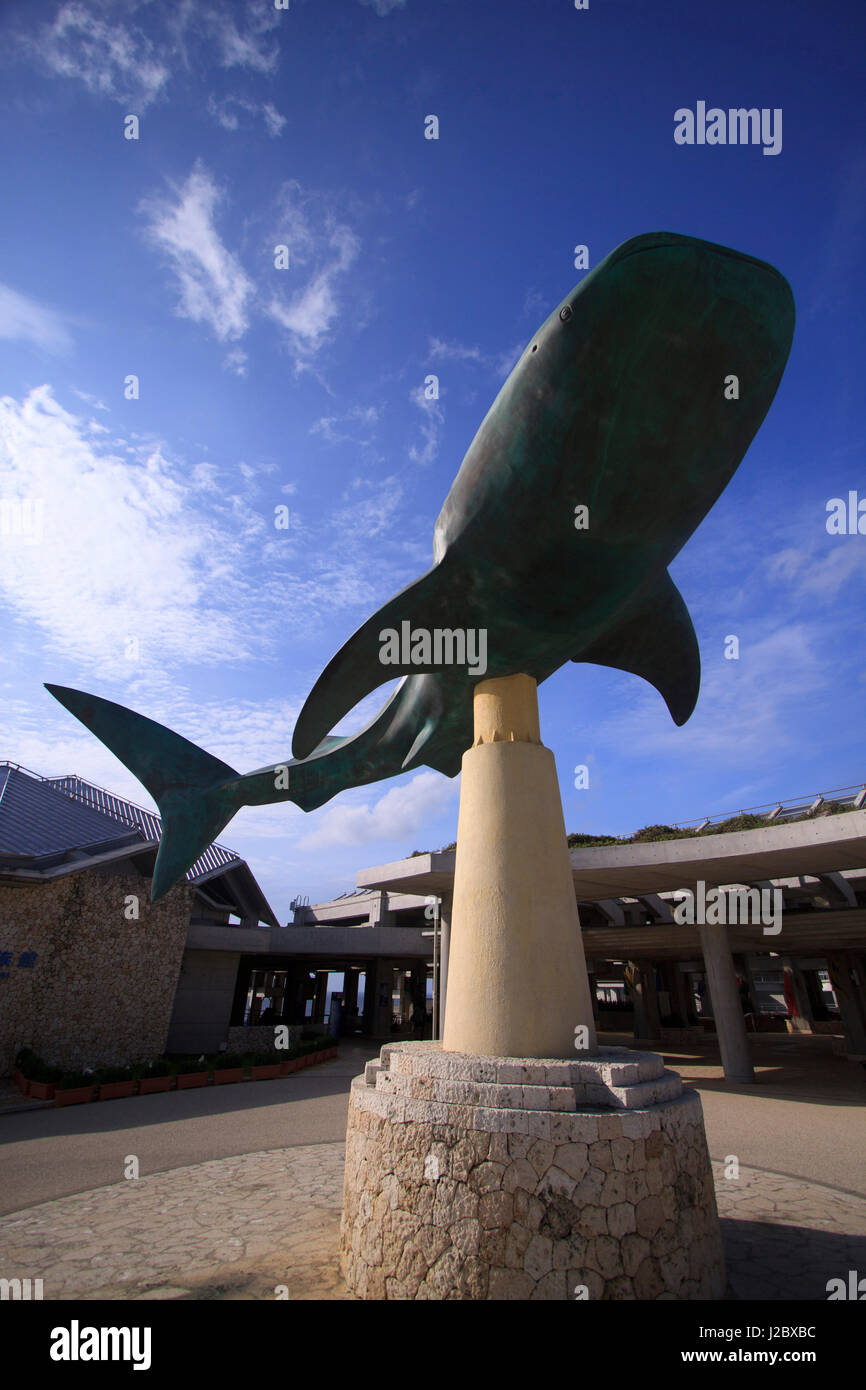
309,405,380,446
135,162,365,372
408,383,443,468
359,0,408,15
207,93,286,138
428,334,525,381
140,162,255,344
27,1,282,109
30,1,171,109
0,284,74,354
266,191,361,367
765,541,865,601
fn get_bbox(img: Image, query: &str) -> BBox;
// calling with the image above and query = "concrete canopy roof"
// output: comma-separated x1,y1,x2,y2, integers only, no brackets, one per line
356,812,866,901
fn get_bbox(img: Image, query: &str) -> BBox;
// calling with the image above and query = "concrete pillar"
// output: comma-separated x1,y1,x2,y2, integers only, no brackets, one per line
438,890,452,1040
367,959,393,1039
698,922,755,1083
628,961,661,1041
826,952,866,1057
664,962,694,1026
443,674,597,1057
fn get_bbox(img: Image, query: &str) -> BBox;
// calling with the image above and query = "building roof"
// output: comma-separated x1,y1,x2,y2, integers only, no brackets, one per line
0,764,145,860
0,763,279,926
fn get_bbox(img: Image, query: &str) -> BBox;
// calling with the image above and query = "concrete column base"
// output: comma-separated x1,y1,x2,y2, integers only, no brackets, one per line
340,1042,726,1300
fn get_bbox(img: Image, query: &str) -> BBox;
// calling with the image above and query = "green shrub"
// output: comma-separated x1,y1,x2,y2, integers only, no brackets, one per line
15,1046,38,1074
17,1051,63,1082
137,1059,172,1078
249,1051,279,1067
173,1057,211,1075
95,1065,134,1085
30,1058,64,1083
213,1053,246,1071
57,1071,94,1091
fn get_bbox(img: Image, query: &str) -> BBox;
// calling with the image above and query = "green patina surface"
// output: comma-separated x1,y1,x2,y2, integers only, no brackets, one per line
47,231,795,897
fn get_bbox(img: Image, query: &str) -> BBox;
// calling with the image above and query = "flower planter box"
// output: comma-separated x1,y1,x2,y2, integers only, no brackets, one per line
213,1068,244,1085
55,1085,94,1107
13,1068,30,1096
139,1076,172,1095
176,1071,209,1090
98,1080,134,1101
250,1063,281,1081
28,1080,57,1101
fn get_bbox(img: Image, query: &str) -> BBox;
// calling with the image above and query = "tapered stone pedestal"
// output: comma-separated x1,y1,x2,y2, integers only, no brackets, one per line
339,1042,726,1300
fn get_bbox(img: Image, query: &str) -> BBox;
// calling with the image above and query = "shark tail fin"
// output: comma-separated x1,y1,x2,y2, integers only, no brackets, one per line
44,684,243,901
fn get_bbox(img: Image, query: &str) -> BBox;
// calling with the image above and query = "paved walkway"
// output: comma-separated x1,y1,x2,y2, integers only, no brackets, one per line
1,1144,864,1301
1,1034,863,1300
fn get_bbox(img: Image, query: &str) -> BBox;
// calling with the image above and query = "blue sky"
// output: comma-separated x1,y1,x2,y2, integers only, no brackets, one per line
0,0,864,917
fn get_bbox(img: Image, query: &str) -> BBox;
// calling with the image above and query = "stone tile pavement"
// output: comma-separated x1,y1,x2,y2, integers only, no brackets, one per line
0,1141,863,1301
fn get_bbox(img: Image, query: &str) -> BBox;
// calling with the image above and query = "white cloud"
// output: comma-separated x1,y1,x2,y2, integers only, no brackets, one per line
223,347,248,376
33,1,170,108
332,476,403,540
0,385,264,677
765,543,866,601
299,771,455,850
208,7,280,72
267,187,361,367
309,405,379,445
262,102,287,137
207,94,287,138
428,337,483,363
428,334,525,381
141,163,254,343
408,384,443,468
359,0,408,14
30,2,281,106
0,284,73,354
71,388,108,411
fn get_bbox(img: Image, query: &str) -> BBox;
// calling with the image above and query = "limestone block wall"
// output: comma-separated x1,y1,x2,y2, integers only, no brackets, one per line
340,1043,726,1300
0,868,192,1074
225,1024,303,1055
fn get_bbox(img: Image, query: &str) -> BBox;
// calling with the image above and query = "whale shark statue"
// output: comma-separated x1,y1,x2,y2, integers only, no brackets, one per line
46,231,795,899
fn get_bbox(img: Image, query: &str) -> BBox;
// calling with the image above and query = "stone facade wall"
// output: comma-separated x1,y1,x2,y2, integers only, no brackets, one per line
0,868,192,1074
225,1024,303,1054
340,1043,725,1300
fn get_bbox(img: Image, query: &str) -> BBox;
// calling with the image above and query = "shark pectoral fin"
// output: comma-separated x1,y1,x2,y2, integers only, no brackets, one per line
401,719,435,770
292,561,457,760
572,571,700,726
45,684,243,899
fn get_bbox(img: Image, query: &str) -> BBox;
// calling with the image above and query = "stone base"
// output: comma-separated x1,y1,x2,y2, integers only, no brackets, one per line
340,1042,726,1300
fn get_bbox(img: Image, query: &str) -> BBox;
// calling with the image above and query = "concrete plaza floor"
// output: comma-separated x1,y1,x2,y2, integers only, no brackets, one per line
0,1035,863,1301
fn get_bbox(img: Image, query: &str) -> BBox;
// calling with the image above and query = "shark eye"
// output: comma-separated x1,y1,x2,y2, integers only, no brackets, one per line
560,305,573,322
